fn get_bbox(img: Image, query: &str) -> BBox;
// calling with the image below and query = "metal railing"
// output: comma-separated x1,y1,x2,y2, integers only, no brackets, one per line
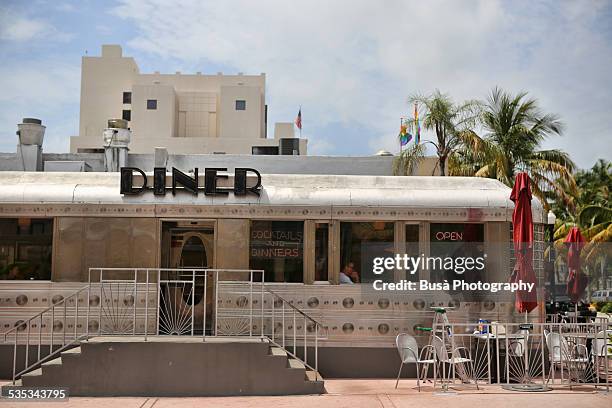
264,288,326,380
424,319,611,391
2,285,90,383
2,267,325,383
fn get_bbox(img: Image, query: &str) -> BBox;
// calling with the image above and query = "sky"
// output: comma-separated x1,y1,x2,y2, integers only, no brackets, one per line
0,0,611,169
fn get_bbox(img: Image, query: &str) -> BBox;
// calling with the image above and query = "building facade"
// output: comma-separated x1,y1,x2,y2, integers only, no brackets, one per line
0,169,549,377
70,45,307,155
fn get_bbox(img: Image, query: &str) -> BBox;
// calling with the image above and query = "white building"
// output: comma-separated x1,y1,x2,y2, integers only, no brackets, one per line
70,45,307,155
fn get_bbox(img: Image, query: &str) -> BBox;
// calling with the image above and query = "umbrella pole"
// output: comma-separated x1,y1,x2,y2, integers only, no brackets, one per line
574,303,578,324
524,311,529,382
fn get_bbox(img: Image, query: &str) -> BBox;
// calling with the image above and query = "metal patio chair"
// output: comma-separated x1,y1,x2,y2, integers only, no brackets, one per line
395,333,436,391
432,334,479,390
592,330,612,383
544,330,589,386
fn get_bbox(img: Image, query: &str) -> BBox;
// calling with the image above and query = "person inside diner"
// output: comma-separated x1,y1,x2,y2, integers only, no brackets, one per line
340,262,360,284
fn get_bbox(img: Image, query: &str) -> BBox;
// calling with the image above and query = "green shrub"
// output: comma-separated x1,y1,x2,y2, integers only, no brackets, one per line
601,302,612,314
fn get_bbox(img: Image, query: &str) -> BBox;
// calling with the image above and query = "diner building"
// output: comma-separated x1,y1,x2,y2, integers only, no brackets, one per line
0,160,547,378
0,51,549,384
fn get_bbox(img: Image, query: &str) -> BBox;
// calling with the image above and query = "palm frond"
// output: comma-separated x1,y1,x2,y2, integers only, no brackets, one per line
578,205,612,227
393,143,426,176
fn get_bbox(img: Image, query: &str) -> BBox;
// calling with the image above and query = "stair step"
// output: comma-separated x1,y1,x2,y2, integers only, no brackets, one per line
270,347,287,357
61,346,81,356
305,370,323,382
42,357,62,366
288,359,305,369
22,368,42,377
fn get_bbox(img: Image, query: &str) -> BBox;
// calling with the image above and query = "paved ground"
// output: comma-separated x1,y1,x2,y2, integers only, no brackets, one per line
0,379,610,407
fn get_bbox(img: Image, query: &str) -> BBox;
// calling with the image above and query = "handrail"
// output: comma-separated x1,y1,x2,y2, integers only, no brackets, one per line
3,268,327,384
263,287,325,328
2,284,91,384
263,287,326,381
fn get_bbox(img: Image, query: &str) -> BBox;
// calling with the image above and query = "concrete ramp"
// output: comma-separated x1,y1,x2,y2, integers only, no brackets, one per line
19,337,325,396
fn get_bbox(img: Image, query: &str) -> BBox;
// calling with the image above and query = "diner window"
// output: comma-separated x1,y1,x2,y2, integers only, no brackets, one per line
315,223,329,281
340,222,394,284
147,99,157,110
249,220,304,283
123,91,132,104
235,100,246,110
405,224,420,281
0,218,53,280
429,223,484,284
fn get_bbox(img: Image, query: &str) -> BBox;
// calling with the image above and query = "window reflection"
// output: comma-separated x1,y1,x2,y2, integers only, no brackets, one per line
315,223,329,281
0,218,53,280
340,222,394,284
405,224,420,281
429,223,484,285
249,220,304,283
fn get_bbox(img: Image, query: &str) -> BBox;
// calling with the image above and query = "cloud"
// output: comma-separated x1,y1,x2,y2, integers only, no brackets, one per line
0,61,80,153
108,0,611,166
0,8,70,42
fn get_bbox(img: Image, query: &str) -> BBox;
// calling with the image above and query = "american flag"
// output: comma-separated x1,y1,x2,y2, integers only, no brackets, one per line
295,108,302,130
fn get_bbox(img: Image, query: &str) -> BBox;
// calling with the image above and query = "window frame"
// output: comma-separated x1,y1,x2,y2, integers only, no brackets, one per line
123,91,132,104
147,99,158,110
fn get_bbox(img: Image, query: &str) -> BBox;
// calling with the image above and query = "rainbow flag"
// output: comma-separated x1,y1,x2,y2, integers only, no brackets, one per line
399,121,412,146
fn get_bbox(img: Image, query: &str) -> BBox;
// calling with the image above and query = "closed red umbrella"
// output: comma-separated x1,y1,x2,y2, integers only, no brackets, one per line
509,172,538,314
565,227,587,303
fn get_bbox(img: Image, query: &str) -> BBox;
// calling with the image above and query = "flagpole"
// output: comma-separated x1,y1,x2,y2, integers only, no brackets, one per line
299,105,302,138
399,117,403,153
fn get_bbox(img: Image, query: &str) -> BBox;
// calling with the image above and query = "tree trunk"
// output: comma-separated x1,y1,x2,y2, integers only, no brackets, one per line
439,155,447,176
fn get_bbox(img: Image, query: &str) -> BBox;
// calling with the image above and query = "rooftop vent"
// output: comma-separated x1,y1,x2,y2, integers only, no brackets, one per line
16,118,45,171
103,118,131,172
17,118,45,146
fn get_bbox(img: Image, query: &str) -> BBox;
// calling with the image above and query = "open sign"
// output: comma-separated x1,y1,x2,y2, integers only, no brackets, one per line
435,231,464,241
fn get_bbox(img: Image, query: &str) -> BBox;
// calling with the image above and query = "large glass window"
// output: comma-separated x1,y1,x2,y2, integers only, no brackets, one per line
0,218,53,280
249,221,304,283
340,222,394,284
429,223,484,284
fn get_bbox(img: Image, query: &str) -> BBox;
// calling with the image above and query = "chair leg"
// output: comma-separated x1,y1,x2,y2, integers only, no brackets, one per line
416,362,421,392
433,361,437,390
395,362,404,389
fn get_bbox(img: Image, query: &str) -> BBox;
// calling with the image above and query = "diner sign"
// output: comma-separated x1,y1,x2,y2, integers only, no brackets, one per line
120,167,262,196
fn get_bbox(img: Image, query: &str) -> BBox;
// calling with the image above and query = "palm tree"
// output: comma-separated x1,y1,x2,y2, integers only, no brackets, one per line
394,90,481,176
553,159,611,257
551,160,611,291
449,87,576,208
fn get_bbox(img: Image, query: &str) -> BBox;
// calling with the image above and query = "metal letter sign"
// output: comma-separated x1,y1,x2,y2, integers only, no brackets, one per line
120,167,262,196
